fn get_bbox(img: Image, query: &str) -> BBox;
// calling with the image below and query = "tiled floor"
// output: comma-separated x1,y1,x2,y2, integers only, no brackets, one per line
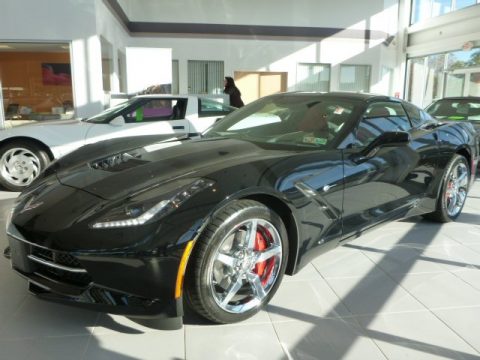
1,179,480,360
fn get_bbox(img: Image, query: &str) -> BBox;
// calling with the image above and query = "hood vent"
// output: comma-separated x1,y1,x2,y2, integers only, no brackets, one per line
90,151,149,172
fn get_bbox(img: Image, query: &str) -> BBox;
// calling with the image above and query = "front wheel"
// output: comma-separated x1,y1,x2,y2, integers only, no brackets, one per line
424,154,470,222
0,142,50,191
185,200,288,324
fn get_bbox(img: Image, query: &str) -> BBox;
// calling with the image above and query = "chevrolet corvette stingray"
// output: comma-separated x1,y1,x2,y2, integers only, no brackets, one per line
4,92,479,325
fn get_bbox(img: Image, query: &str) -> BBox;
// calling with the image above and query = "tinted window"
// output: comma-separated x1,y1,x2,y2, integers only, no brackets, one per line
402,101,424,127
426,99,480,121
356,101,411,146
205,94,360,149
198,98,236,118
124,99,187,122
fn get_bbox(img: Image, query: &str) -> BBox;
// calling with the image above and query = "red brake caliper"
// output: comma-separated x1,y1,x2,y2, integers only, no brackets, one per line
254,229,276,286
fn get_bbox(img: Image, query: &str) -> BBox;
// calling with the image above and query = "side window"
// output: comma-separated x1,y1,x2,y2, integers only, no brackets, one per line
124,99,186,122
421,110,436,122
356,101,411,146
198,98,235,118
402,102,423,127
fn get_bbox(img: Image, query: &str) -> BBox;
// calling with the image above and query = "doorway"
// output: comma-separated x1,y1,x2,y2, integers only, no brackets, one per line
234,71,287,105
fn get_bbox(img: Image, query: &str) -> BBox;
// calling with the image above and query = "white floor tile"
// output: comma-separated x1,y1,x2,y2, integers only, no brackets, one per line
312,246,381,279
267,279,352,322
0,336,90,360
398,272,480,309
433,306,480,353
355,311,479,360
324,271,426,316
0,297,99,340
185,323,286,360
273,317,386,360
85,331,184,360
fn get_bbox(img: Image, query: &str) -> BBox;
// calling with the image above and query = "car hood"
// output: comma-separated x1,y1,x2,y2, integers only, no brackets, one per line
53,136,295,200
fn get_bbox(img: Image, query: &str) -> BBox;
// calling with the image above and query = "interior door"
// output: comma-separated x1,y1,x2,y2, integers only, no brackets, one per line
341,101,437,238
85,98,189,144
234,71,287,105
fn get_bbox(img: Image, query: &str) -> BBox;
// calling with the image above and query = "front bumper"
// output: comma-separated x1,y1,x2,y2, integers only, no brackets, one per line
6,225,183,319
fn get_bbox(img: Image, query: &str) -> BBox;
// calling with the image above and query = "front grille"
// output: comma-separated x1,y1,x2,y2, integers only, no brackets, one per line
29,246,92,287
35,262,92,286
32,247,83,269
88,287,155,307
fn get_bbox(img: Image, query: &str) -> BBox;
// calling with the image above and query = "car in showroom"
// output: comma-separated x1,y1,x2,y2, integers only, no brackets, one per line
4,92,479,325
426,96,480,133
0,94,235,191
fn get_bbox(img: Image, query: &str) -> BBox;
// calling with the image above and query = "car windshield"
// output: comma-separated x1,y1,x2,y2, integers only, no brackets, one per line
427,99,480,122
204,94,360,148
84,98,138,123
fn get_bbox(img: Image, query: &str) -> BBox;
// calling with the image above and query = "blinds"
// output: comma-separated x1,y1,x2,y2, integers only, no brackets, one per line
296,63,331,92
188,60,224,94
172,60,179,94
339,65,371,93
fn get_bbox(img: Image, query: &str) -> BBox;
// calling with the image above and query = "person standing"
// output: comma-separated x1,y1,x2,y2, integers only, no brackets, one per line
223,76,244,108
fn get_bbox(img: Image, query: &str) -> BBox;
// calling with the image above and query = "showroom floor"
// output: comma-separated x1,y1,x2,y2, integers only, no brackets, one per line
0,179,479,360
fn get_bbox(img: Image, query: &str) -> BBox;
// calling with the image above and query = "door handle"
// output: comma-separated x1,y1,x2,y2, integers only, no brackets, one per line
173,126,185,130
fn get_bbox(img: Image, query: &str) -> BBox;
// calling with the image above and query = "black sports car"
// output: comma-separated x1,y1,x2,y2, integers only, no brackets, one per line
4,92,479,325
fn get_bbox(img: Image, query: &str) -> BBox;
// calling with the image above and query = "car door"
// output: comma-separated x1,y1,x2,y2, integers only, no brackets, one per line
341,100,438,239
85,98,189,144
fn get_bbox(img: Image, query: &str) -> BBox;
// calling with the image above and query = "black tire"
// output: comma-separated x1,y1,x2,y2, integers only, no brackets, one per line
185,199,288,324
0,141,50,192
424,154,470,223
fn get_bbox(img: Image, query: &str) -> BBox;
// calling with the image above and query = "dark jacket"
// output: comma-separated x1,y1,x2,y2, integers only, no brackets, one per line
224,77,245,108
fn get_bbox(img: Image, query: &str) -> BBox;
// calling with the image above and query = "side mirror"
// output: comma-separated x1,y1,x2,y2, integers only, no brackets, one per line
110,116,125,126
351,131,410,164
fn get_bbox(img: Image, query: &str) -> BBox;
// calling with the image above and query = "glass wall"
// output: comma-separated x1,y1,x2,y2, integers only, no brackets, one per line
0,42,74,127
411,0,479,24
406,46,480,107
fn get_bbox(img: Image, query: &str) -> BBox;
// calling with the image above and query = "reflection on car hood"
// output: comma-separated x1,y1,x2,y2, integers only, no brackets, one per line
54,136,293,200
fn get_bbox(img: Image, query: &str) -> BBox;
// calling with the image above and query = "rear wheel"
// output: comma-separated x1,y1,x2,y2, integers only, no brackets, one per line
185,200,288,324
0,141,50,191
424,154,470,222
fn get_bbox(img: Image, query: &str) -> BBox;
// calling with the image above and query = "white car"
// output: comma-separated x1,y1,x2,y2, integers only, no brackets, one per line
0,95,236,191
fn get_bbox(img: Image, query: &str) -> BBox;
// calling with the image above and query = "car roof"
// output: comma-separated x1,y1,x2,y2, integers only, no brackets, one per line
281,91,401,103
434,97,480,101
134,94,189,99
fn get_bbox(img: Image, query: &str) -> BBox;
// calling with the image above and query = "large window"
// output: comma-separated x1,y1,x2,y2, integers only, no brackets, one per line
411,0,479,24
295,63,330,92
339,65,371,93
0,42,74,127
188,60,224,95
406,47,480,107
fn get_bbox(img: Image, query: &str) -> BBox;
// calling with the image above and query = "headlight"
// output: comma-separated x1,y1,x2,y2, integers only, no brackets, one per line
91,178,214,229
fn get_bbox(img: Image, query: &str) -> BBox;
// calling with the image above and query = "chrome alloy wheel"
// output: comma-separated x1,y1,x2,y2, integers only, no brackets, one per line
209,218,283,314
445,161,469,218
0,148,41,187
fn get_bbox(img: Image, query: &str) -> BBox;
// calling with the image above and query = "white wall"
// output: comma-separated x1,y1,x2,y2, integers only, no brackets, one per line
117,0,402,96
0,0,405,120
120,0,391,30
95,0,129,94
0,0,105,118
